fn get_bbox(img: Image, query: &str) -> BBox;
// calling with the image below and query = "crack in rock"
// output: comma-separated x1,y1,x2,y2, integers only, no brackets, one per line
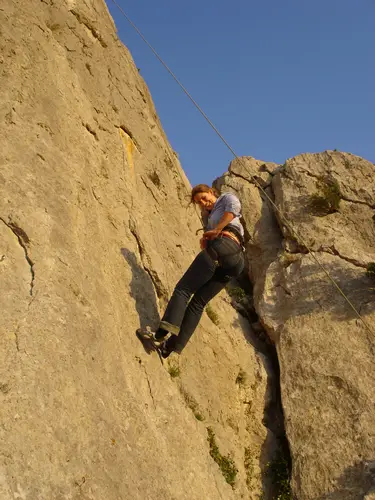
14,325,20,352
275,283,292,296
142,366,156,408
83,122,98,141
66,23,90,49
229,169,272,189
0,218,35,296
117,125,141,152
316,245,367,269
296,168,375,208
140,176,160,204
69,9,107,48
227,276,292,492
129,219,167,300
340,195,375,209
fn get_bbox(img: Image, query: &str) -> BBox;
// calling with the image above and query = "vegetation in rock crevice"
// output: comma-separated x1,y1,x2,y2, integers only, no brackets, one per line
167,364,180,378
266,444,292,499
235,368,247,387
207,426,238,488
366,262,375,279
309,176,342,216
227,285,246,302
205,303,220,325
261,360,292,500
180,387,204,421
227,273,293,498
244,447,254,489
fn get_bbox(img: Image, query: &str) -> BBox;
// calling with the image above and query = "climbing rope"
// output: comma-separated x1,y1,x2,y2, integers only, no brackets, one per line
109,0,375,342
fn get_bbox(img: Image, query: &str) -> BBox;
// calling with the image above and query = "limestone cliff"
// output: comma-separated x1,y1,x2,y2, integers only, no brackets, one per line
2,1,374,499
1,1,276,499
216,152,375,499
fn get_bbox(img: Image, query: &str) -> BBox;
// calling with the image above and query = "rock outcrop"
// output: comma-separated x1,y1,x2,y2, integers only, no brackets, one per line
1,1,277,499
2,1,374,499
217,152,375,499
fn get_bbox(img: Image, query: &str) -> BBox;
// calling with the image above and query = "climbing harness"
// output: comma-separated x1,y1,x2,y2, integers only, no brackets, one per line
109,0,375,344
199,225,244,265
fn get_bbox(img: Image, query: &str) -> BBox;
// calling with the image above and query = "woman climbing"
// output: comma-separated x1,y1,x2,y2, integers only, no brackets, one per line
137,184,245,358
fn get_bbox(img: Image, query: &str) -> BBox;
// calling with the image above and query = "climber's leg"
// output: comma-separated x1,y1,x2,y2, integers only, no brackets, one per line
157,249,217,336
163,256,244,356
137,249,217,343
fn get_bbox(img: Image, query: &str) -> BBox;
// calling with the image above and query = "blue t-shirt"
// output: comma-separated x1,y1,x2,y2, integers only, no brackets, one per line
202,193,244,237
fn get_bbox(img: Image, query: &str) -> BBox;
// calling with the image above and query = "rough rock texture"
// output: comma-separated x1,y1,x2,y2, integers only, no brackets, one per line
216,151,375,499
0,1,276,499
3,1,374,498
214,157,283,291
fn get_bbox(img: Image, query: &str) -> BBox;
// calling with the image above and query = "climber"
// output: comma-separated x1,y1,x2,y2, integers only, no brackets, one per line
137,184,245,358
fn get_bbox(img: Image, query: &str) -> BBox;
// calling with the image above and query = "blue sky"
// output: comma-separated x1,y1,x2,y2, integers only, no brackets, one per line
106,0,374,186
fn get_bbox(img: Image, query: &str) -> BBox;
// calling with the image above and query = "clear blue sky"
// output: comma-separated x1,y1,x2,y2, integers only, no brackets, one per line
106,0,374,186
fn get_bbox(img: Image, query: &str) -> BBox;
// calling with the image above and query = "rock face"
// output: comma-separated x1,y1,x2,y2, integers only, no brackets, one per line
217,152,375,499
2,1,374,498
0,1,276,499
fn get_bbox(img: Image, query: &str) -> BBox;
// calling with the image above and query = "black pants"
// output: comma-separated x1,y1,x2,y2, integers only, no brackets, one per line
159,237,245,354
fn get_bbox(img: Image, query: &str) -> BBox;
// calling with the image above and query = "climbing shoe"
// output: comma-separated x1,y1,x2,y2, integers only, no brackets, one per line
159,342,173,359
136,326,167,346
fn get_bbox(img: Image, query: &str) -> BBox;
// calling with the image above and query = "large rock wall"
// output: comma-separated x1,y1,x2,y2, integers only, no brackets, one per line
0,1,275,499
216,152,375,499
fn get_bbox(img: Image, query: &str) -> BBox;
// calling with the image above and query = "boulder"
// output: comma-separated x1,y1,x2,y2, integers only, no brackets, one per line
217,151,375,499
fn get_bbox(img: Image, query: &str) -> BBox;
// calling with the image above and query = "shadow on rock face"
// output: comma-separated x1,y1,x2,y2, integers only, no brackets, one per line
231,307,288,499
315,459,375,500
121,248,160,354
